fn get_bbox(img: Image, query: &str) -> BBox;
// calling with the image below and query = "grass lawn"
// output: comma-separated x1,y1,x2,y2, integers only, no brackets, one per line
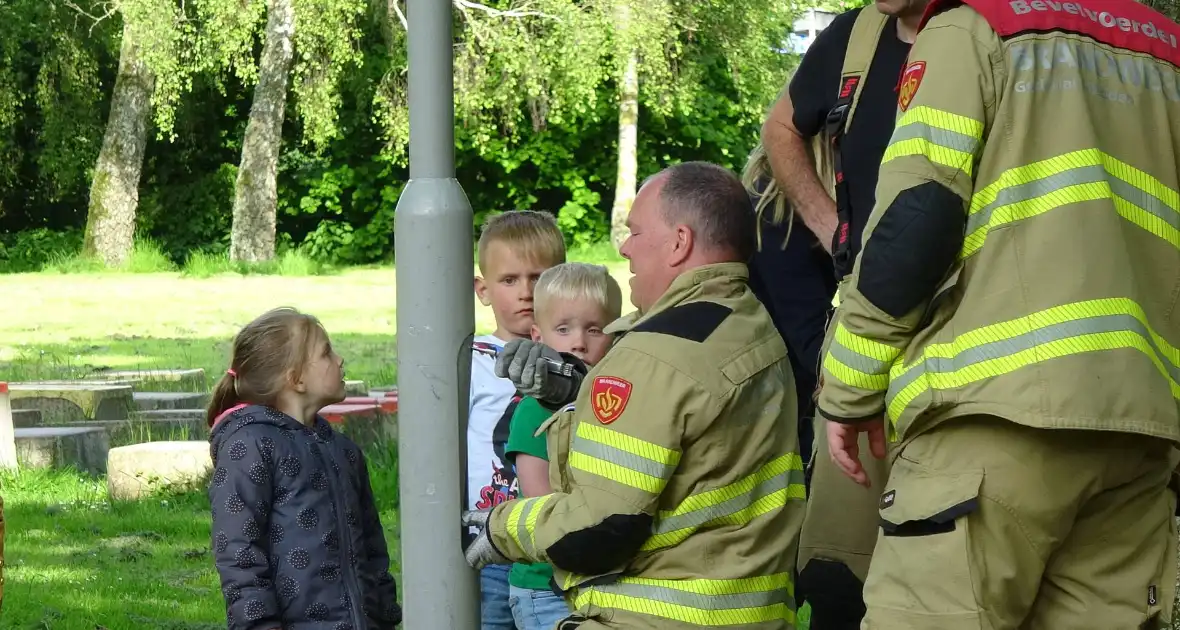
0,247,631,629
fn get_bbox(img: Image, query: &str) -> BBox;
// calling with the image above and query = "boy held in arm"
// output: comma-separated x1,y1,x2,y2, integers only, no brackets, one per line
503,263,622,630
471,210,566,629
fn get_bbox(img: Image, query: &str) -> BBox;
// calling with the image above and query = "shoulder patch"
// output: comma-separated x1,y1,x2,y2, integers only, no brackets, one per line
898,61,925,112
591,376,632,425
631,301,732,342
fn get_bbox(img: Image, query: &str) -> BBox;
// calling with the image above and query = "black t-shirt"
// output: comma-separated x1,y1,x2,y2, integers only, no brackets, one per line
789,7,912,262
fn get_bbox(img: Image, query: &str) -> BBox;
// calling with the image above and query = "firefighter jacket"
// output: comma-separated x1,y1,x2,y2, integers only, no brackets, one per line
817,0,1180,443
487,262,806,629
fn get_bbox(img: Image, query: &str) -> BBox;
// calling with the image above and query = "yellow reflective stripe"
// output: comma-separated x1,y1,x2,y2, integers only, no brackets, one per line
642,453,805,551
886,298,1180,421
569,422,680,494
506,495,552,558
573,573,796,627
822,323,900,391
963,149,1180,259
882,106,983,176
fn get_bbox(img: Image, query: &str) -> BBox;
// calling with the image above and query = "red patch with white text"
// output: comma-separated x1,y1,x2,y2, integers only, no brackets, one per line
591,376,632,425
897,61,926,112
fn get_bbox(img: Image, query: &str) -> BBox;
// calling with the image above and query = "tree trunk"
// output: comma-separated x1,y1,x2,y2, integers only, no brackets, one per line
230,0,295,263
82,21,156,268
609,46,639,250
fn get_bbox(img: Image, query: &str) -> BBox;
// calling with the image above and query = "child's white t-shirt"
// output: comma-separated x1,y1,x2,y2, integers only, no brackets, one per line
468,334,519,512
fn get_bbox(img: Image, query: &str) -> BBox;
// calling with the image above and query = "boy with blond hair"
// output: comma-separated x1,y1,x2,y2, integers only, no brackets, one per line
470,210,566,629
501,262,623,629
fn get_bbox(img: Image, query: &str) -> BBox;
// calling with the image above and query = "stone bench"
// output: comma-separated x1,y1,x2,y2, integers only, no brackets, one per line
15,426,109,474
133,392,208,412
107,441,212,501
65,415,208,448
9,383,135,423
89,368,207,393
11,409,43,428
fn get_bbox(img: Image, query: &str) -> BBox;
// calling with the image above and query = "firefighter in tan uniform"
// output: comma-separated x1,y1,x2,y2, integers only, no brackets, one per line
818,0,1180,627
463,161,806,629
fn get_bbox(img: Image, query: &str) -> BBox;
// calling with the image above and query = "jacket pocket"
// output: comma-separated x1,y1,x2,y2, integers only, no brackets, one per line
865,455,984,628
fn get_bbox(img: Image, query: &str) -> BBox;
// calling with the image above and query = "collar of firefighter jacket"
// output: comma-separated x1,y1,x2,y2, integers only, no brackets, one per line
604,262,750,336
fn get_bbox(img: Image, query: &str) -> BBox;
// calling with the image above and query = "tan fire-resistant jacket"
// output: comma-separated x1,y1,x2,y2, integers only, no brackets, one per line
818,0,1180,443
488,262,805,629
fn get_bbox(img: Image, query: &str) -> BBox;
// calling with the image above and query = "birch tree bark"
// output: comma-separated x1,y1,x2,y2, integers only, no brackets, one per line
229,0,295,263
82,21,156,267
610,46,639,250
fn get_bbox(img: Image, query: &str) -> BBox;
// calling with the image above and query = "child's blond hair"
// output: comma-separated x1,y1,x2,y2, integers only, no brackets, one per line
534,263,623,324
477,210,566,273
206,307,329,427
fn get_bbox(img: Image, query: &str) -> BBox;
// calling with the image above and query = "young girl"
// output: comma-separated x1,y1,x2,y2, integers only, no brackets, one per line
207,307,401,630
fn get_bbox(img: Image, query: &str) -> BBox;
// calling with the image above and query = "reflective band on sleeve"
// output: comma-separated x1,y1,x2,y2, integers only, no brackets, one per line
569,422,681,494
886,298,1180,422
821,323,901,392
573,573,796,627
642,453,805,551
963,148,1180,259
882,106,983,177
506,495,552,559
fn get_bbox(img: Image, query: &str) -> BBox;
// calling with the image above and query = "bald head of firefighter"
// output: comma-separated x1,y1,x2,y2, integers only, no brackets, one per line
620,162,756,313
465,161,807,629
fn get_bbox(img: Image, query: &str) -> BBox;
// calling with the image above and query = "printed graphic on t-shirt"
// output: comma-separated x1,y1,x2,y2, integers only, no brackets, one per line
477,393,521,509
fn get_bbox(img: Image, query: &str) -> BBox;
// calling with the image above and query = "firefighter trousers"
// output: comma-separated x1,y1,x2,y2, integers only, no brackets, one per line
862,415,1179,630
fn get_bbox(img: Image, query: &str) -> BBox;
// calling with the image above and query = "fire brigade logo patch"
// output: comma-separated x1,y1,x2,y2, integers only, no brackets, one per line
898,61,926,112
591,376,632,425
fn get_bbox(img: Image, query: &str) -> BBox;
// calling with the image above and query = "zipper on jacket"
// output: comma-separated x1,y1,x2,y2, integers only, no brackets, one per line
316,439,367,630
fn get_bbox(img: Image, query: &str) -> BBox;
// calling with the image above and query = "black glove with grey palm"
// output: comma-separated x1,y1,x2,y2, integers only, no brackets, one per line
493,338,587,408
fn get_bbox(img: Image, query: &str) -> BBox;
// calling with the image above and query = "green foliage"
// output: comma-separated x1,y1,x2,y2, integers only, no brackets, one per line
182,248,333,277
0,228,85,273
0,0,808,270
41,237,178,274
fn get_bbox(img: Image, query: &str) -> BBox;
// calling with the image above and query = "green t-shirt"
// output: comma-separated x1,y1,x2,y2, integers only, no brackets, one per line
505,396,556,591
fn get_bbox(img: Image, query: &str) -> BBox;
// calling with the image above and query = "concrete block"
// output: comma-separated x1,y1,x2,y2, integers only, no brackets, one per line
90,369,207,393
107,441,212,501
15,426,109,475
8,383,134,423
133,392,208,411
11,409,43,428
345,380,367,396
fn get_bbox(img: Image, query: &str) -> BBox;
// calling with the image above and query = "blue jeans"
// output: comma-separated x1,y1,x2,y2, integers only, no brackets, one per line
481,565,517,629
509,585,571,630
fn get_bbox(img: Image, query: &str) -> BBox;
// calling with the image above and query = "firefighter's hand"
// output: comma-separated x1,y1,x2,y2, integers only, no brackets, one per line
461,509,509,570
827,418,887,488
494,339,581,407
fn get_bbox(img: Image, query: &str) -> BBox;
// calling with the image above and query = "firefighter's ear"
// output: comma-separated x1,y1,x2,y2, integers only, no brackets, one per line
669,223,693,267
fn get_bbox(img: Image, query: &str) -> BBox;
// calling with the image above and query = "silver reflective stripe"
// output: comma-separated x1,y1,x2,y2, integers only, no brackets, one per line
826,340,891,376
571,436,676,481
516,497,539,557
966,164,1180,236
652,467,806,536
591,581,795,612
887,313,1180,403
890,122,979,155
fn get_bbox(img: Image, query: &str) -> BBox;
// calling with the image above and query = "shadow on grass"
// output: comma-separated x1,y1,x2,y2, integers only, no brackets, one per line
2,437,403,630
0,333,400,391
